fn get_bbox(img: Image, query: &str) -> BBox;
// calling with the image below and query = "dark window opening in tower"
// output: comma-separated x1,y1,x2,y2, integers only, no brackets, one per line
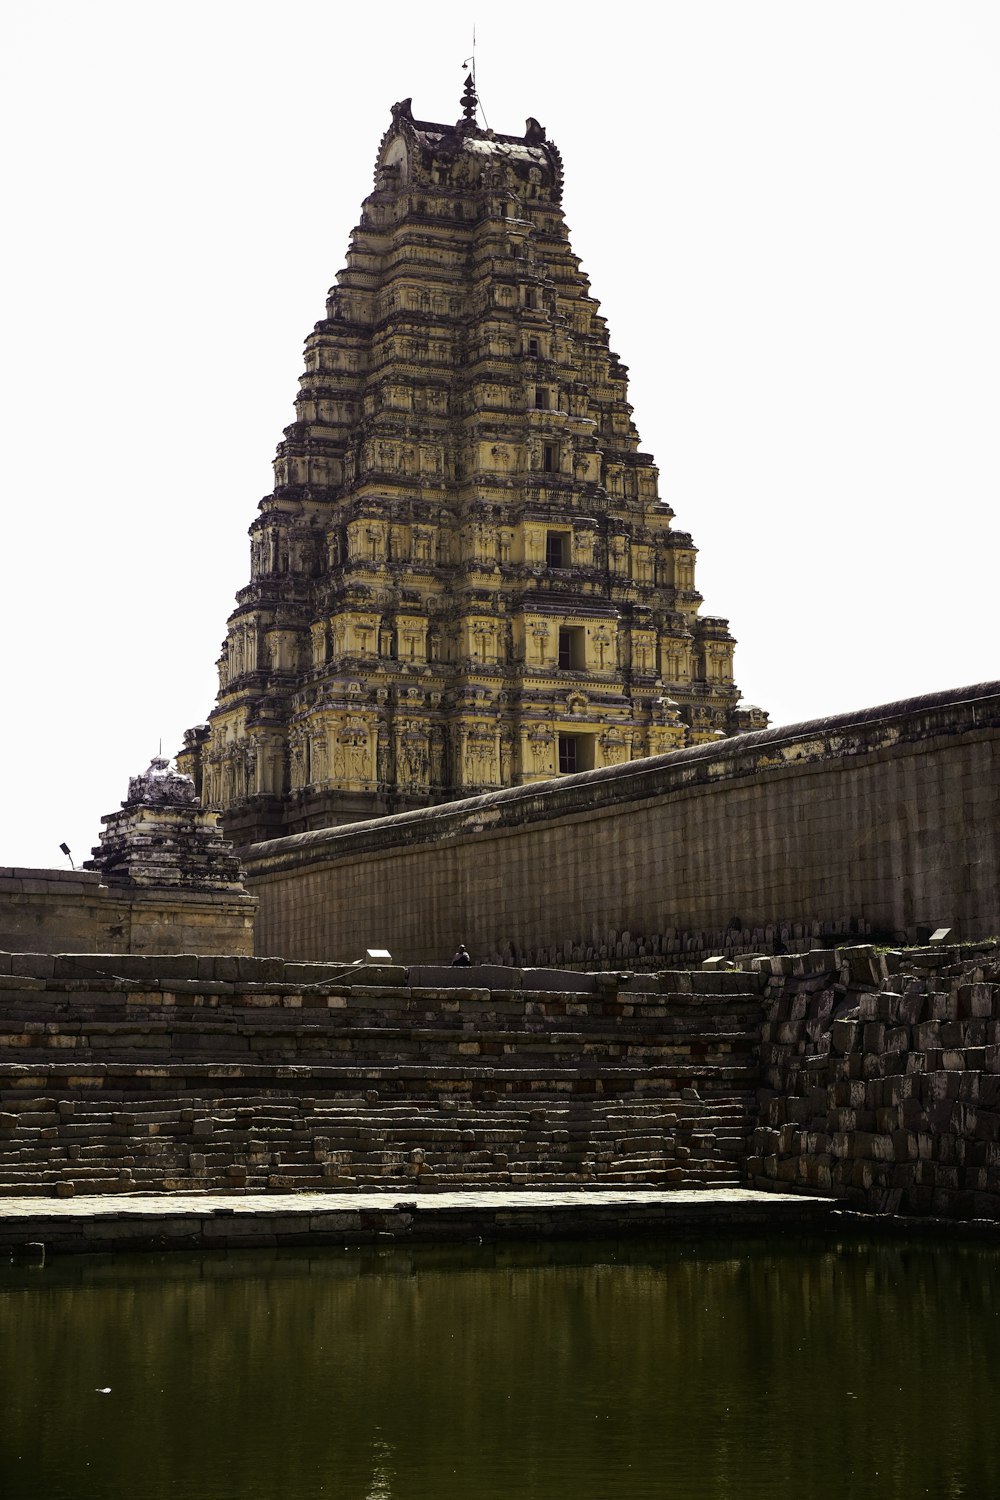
557,626,584,669
546,530,567,567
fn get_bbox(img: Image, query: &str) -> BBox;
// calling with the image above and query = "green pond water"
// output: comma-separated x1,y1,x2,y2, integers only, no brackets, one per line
1,1233,998,1500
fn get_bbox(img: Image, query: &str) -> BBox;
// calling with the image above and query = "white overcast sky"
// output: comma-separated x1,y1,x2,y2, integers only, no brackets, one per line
2,1,998,870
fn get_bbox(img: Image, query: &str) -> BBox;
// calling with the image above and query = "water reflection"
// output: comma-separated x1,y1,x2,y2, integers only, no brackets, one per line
1,1234,998,1499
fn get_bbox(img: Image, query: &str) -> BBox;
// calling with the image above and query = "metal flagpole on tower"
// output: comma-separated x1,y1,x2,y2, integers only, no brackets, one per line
462,26,488,129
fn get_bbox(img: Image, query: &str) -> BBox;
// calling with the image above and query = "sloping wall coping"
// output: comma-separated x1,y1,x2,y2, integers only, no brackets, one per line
243,681,1000,878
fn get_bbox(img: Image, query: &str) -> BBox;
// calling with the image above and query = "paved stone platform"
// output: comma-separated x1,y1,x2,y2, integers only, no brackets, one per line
0,1187,837,1257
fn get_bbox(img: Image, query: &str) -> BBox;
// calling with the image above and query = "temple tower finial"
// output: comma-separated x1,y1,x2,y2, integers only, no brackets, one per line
460,70,477,123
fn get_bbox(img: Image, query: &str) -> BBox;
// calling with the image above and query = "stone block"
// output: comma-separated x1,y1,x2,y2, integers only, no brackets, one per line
914,1021,941,1051
929,993,960,1022
862,1023,885,1053
10,954,56,979
831,1020,859,1055
842,948,880,985
521,968,599,994
857,994,881,1021
875,1128,899,1164
828,1131,850,1159
959,983,995,1019
808,990,836,1024
897,992,926,1026
876,992,902,1022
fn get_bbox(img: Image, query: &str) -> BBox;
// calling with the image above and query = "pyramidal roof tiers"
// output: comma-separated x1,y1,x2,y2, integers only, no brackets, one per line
179,89,766,846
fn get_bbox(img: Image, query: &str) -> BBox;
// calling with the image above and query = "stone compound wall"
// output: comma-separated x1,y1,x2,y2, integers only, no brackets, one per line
0,950,760,1197
749,941,1000,1218
0,868,256,957
243,683,1000,967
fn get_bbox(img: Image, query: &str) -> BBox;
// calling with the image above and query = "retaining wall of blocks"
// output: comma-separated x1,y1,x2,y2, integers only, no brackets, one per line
748,941,1000,1218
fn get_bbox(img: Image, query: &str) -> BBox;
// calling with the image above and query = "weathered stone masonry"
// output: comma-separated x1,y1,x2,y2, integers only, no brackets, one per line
748,940,1000,1219
0,761,257,958
0,867,255,959
0,951,758,1197
4,941,1000,1221
243,681,1000,966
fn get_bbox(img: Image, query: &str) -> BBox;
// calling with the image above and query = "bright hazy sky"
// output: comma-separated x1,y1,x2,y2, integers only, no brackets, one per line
3,2,998,869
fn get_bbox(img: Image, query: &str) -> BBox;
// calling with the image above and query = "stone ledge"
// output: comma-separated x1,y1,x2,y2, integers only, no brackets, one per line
0,1187,838,1256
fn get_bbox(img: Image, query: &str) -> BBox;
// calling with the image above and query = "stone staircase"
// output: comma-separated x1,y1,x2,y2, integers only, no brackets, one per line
0,955,763,1196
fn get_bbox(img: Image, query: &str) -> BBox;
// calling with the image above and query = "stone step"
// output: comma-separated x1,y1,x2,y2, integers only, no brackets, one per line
0,1116,754,1143
0,1097,754,1120
0,1110,749,1128
0,1036,761,1061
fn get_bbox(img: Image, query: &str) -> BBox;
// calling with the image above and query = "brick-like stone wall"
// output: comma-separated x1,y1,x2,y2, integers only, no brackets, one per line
0,950,760,1196
0,868,257,957
243,682,1000,966
749,941,1000,1218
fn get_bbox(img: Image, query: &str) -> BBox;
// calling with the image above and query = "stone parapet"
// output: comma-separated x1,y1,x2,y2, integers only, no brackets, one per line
246,680,1000,870
0,872,256,958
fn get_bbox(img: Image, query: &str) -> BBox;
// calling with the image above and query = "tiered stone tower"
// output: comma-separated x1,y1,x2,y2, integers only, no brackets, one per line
181,85,765,844
86,759,247,892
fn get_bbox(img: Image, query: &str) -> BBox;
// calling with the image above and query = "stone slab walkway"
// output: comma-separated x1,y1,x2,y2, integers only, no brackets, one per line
0,1187,837,1257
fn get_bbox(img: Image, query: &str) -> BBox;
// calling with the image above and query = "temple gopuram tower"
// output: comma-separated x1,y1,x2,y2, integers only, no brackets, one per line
181,84,766,844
